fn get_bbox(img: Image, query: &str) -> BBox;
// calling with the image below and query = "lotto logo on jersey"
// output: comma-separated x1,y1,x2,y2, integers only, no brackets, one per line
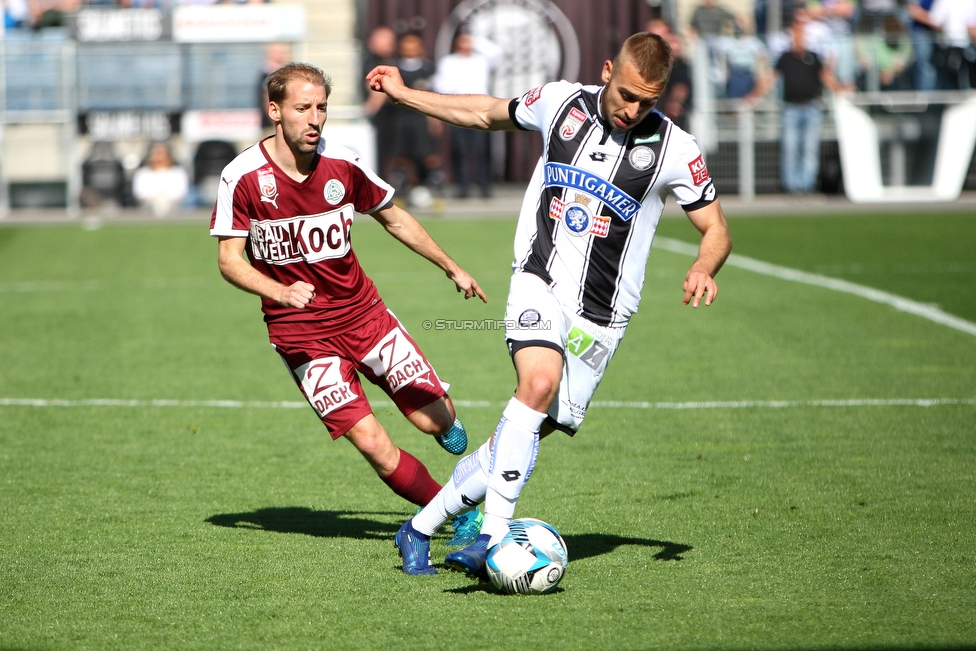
688,155,711,186
362,327,436,394
296,357,359,417
249,206,354,265
559,107,588,141
524,86,543,107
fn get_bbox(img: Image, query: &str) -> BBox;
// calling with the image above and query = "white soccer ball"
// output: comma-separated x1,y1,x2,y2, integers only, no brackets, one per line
486,518,568,595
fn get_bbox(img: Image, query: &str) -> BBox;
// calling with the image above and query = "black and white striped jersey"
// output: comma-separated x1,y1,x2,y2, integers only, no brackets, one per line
508,80,717,328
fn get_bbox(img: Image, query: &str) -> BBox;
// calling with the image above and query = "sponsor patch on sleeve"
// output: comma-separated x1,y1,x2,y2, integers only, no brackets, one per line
524,86,543,107
688,155,711,186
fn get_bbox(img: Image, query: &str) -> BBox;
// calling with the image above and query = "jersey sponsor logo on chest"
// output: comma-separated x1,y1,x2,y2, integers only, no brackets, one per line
543,162,641,222
249,206,353,265
549,194,610,238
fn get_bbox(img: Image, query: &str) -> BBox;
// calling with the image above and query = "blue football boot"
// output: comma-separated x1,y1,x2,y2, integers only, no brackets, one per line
394,519,437,576
435,417,467,455
444,533,491,580
447,508,484,547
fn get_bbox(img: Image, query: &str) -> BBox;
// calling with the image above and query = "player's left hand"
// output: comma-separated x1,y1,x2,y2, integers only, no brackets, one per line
449,269,488,303
682,268,718,308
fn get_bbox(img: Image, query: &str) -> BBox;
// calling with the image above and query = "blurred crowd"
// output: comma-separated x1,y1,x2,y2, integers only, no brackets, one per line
359,1,974,202
38,0,976,209
3,0,270,31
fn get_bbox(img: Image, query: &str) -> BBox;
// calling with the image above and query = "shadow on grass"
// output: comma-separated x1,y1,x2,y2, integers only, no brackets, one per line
206,509,693,563
441,533,690,595
562,533,692,562
206,507,403,540
445,581,566,596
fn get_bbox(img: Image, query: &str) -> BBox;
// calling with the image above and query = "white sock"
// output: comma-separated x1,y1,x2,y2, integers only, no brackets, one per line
482,398,546,544
412,440,491,536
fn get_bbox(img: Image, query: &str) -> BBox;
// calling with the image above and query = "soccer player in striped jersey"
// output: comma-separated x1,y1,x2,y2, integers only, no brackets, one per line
369,32,732,576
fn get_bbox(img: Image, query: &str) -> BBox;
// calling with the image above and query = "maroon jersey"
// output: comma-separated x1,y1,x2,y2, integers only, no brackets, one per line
210,138,394,343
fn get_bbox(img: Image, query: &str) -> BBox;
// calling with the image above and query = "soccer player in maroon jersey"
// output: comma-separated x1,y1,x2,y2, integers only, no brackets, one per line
210,63,487,538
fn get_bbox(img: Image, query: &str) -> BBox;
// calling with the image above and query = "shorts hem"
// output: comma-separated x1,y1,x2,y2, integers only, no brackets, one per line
507,338,564,358
545,415,577,437
325,405,375,440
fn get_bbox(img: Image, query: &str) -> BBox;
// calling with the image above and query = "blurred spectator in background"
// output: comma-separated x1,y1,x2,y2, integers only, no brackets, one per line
258,42,291,132
432,31,500,199
688,0,738,97
132,141,189,218
689,0,736,39
713,17,769,99
389,31,444,209
807,0,858,87
4,0,28,29
908,0,940,90
858,0,901,32
856,14,914,90
362,25,398,180
751,5,843,193
646,18,692,129
28,0,79,29
927,0,976,90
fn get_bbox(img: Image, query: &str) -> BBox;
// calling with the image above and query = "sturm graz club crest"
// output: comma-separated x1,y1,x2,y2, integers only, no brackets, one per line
434,0,580,99
518,309,542,328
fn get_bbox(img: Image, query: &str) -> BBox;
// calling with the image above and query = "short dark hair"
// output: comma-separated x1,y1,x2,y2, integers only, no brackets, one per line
266,62,333,104
613,32,674,86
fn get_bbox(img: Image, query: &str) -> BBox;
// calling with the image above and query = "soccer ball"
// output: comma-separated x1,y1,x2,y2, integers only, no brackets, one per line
486,518,568,595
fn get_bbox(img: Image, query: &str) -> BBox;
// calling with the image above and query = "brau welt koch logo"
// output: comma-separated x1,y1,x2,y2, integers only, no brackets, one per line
249,206,354,265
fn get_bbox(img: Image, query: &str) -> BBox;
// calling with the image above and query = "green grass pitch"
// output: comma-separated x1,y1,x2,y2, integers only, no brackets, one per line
1,210,974,650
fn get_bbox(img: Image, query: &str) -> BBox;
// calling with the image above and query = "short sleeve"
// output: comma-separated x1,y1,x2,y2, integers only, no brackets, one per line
510,80,579,133
665,133,718,212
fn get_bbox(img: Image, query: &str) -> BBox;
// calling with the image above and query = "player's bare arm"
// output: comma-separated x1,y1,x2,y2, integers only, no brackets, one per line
370,202,488,303
217,236,316,308
366,64,514,131
682,202,733,308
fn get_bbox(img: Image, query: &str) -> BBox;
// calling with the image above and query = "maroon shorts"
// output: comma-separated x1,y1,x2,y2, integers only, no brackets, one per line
273,309,449,439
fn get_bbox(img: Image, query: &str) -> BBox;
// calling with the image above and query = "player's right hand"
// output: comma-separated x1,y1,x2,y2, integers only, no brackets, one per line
449,269,488,303
278,281,316,308
365,65,404,98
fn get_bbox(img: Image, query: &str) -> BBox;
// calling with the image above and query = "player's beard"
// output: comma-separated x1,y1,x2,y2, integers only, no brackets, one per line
284,123,321,156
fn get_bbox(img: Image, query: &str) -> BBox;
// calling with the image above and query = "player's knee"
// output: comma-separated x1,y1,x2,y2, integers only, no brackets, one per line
522,373,559,407
345,417,398,473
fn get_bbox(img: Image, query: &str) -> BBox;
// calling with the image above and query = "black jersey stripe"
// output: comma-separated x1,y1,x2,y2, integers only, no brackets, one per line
522,89,597,283
580,111,671,325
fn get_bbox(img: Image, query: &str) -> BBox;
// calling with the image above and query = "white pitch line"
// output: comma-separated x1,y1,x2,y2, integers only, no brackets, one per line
654,237,976,337
1,398,973,410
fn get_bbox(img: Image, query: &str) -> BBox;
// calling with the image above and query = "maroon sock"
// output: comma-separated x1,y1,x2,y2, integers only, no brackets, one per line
380,449,442,506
